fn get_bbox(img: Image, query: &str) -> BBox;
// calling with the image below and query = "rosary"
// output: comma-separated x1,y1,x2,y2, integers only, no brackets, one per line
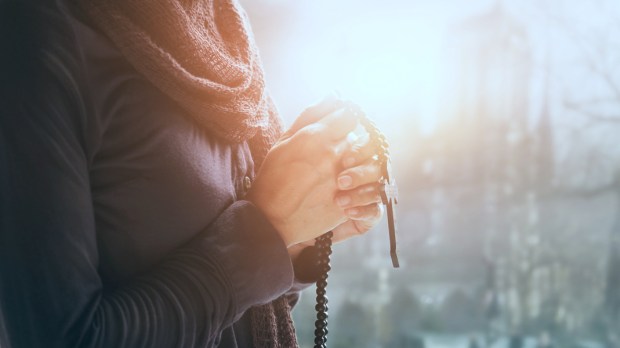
312,106,399,348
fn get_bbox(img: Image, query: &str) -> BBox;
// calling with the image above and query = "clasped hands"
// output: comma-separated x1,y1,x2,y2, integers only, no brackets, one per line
247,96,384,256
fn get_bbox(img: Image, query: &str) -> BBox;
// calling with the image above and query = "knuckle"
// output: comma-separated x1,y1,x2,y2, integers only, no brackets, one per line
354,142,374,160
358,184,376,195
347,167,362,180
296,127,316,140
348,145,362,157
361,204,381,221
371,161,381,173
297,124,324,140
371,192,382,204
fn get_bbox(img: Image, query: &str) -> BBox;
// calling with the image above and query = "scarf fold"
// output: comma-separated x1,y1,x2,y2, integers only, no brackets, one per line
73,0,296,346
74,0,282,166
250,296,298,348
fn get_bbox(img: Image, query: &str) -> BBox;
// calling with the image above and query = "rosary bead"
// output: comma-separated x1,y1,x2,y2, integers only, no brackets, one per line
314,231,333,347
315,337,328,346
314,319,326,329
314,328,327,337
311,113,394,347
316,294,328,303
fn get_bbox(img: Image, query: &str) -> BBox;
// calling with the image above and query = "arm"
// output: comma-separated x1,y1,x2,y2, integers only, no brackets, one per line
0,8,292,348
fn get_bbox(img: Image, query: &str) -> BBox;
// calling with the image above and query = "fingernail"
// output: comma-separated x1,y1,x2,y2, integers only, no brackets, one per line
343,157,355,167
336,195,351,207
338,175,352,189
346,208,359,216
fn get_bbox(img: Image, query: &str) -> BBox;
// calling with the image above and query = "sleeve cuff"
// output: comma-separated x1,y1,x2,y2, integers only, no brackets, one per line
196,200,294,314
292,246,322,287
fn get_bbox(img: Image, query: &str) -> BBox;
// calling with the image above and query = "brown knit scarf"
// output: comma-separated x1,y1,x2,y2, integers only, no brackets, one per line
72,0,298,347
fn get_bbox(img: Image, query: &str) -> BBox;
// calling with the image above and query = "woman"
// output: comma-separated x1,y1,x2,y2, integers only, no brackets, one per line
0,0,385,347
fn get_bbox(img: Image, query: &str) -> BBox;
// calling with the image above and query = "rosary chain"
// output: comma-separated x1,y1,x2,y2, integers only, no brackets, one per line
313,231,333,348
356,110,391,183
313,108,391,348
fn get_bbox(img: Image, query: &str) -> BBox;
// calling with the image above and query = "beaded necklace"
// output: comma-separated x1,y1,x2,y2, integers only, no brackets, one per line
312,107,399,348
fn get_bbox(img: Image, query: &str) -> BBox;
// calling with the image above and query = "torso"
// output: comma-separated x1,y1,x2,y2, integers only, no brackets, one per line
70,12,255,286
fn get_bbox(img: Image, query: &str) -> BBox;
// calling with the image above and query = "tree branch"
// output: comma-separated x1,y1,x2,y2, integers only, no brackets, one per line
564,100,620,124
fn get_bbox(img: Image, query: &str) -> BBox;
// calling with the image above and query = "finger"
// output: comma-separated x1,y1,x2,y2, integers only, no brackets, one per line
318,107,359,141
341,134,376,168
336,158,381,190
345,202,383,222
334,183,381,209
283,93,344,138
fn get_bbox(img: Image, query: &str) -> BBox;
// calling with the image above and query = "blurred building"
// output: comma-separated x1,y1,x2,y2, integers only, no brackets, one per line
424,3,548,333
396,3,612,339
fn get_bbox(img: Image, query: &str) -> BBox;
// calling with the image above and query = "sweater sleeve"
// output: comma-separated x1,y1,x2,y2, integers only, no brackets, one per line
0,3,293,348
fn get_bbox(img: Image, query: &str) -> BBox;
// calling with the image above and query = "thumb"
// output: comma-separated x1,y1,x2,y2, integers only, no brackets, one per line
283,93,344,138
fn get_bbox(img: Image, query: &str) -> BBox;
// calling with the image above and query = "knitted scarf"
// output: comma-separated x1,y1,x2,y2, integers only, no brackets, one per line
73,0,297,347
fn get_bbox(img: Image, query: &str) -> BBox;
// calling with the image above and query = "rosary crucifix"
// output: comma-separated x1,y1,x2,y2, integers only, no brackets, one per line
313,106,399,348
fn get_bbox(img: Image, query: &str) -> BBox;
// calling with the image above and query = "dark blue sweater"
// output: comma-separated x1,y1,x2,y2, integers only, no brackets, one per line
0,1,306,347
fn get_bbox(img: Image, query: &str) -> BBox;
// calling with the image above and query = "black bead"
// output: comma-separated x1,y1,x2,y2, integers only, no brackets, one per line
314,319,326,329
314,232,334,348
314,328,326,337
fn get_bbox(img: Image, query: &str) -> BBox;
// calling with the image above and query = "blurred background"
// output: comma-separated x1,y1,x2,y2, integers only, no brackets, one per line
240,0,620,347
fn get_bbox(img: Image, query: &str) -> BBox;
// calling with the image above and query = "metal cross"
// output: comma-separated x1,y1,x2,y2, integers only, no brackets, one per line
380,157,399,268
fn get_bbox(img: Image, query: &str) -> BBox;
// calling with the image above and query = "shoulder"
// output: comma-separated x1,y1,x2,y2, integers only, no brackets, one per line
0,1,84,102
0,0,99,161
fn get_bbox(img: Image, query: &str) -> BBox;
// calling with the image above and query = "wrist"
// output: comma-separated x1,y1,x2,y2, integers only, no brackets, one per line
245,192,293,247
